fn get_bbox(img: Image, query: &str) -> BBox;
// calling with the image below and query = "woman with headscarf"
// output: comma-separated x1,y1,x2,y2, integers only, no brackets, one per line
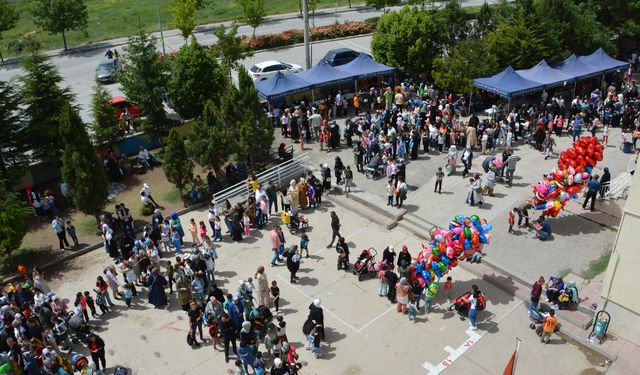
298,178,308,209
446,145,458,176
599,167,611,198
231,204,243,241
288,180,299,210
396,277,411,314
303,299,325,340
32,266,51,295
254,266,272,308
471,173,484,207
147,267,168,308
397,245,412,273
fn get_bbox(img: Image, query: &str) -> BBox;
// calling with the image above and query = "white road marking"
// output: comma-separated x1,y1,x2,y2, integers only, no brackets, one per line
356,305,397,333
276,274,362,334
339,38,372,54
422,300,524,374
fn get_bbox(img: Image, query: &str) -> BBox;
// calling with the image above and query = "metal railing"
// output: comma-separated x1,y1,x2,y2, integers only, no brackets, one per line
211,153,311,208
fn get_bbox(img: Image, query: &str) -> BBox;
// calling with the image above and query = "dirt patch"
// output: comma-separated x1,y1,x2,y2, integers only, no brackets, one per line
5,166,187,278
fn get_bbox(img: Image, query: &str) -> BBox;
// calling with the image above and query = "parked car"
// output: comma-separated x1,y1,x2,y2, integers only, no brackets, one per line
110,96,140,119
95,58,123,83
249,60,303,81
322,48,371,66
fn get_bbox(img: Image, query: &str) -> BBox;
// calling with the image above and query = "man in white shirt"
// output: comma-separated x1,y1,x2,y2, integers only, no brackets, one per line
138,147,151,170
140,183,159,207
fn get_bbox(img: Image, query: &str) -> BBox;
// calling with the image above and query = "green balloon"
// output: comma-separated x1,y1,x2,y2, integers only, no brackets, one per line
464,227,472,238
427,281,439,297
432,246,440,257
0,363,11,374
470,215,480,223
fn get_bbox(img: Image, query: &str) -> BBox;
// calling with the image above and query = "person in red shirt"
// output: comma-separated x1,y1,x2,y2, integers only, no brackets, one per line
87,333,106,371
530,276,545,316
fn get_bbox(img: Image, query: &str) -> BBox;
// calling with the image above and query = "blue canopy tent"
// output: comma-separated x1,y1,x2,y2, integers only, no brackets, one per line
336,54,396,79
472,66,544,98
552,54,602,80
517,59,573,88
254,71,311,100
295,59,353,88
578,48,628,73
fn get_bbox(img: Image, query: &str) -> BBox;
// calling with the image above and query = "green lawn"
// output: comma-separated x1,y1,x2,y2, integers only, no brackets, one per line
2,0,359,58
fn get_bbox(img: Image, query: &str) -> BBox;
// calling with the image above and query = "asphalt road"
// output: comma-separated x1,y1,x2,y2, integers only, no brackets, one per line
0,1,495,122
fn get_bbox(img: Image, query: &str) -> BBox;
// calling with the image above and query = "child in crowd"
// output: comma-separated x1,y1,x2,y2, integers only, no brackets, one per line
299,228,310,258
84,291,98,318
408,300,417,322
263,330,276,358
377,264,389,297
386,178,394,206
189,218,200,245
93,289,109,314
66,220,79,247
243,212,251,237
123,284,132,308
213,215,223,241
270,281,280,313
602,124,610,146
276,316,287,343
172,228,182,254
199,221,207,242
207,314,221,351
310,325,323,358
253,352,266,375
75,292,89,322
234,359,246,375
508,207,518,233
444,276,453,299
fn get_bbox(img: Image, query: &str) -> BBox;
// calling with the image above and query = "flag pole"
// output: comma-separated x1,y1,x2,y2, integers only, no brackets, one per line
513,337,522,375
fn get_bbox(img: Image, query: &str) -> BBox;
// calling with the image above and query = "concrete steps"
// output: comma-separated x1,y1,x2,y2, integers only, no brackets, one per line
397,212,440,240
327,192,398,230
347,189,407,221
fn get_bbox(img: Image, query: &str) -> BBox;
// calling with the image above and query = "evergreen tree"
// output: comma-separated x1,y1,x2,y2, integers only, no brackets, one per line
168,37,227,120
174,0,197,42
0,0,20,62
32,0,89,51
211,23,254,78
236,66,274,162
186,100,233,177
0,184,31,256
0,81,27,189
163,129,193,195
90,84,122,147
59,104,108,217
433,38,499,94
19,53,75,164
119,30,171,145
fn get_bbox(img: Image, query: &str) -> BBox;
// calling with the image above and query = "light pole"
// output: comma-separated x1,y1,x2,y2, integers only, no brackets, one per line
155,0,166,56
303,0,311,69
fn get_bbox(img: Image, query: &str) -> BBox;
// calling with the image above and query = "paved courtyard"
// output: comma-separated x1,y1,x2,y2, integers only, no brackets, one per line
48,198,608,374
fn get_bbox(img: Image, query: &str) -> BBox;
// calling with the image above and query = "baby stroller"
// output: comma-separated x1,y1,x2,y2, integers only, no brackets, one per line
352,247,378,281
365,154,382,179
67,312,92,343
285,209,309,233
449,292,472,319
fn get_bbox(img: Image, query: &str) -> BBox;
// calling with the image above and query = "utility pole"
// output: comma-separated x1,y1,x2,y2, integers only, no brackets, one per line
155,0,166,56
303,0,311,69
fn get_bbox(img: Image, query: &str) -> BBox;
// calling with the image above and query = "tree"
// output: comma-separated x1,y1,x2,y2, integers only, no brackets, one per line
586,0,640,46
119,30,172,145
0,81,27,189
371,7,442,77
238,0,266,36
8,37,41,57
437,0,470,50
174,0,197,42
59,104,108,217
476,2,496,36
366,0,401,11
532,0,613,57
433,38,499,94
163,129,193,195
90,85,123,148
32,0,89,51
484,13,550,70
19,53,75,165
0,184,31,256
168,37,227,120
211,22,254,78
235,66,274,162
0,0,19,62
186,100,233,177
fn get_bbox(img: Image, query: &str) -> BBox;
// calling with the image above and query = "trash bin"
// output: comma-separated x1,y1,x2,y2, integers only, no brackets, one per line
623,142,634,154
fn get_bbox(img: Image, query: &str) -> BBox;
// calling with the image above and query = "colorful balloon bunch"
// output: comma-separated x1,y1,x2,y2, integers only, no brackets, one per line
533,137,604,218
411,215,493,296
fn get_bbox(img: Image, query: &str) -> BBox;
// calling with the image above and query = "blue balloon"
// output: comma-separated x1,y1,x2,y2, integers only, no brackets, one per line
415,261,425,274
432,262,443,279
441,255,451,266
452,233,460,241
421,270,431,280
571,193,578,199
479,233,488,244
481,223,493,233
586,166,593,174
464,239,471,250
535,204,546,210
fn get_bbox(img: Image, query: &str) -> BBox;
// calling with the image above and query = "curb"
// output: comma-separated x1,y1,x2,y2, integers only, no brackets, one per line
0,5,374,67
